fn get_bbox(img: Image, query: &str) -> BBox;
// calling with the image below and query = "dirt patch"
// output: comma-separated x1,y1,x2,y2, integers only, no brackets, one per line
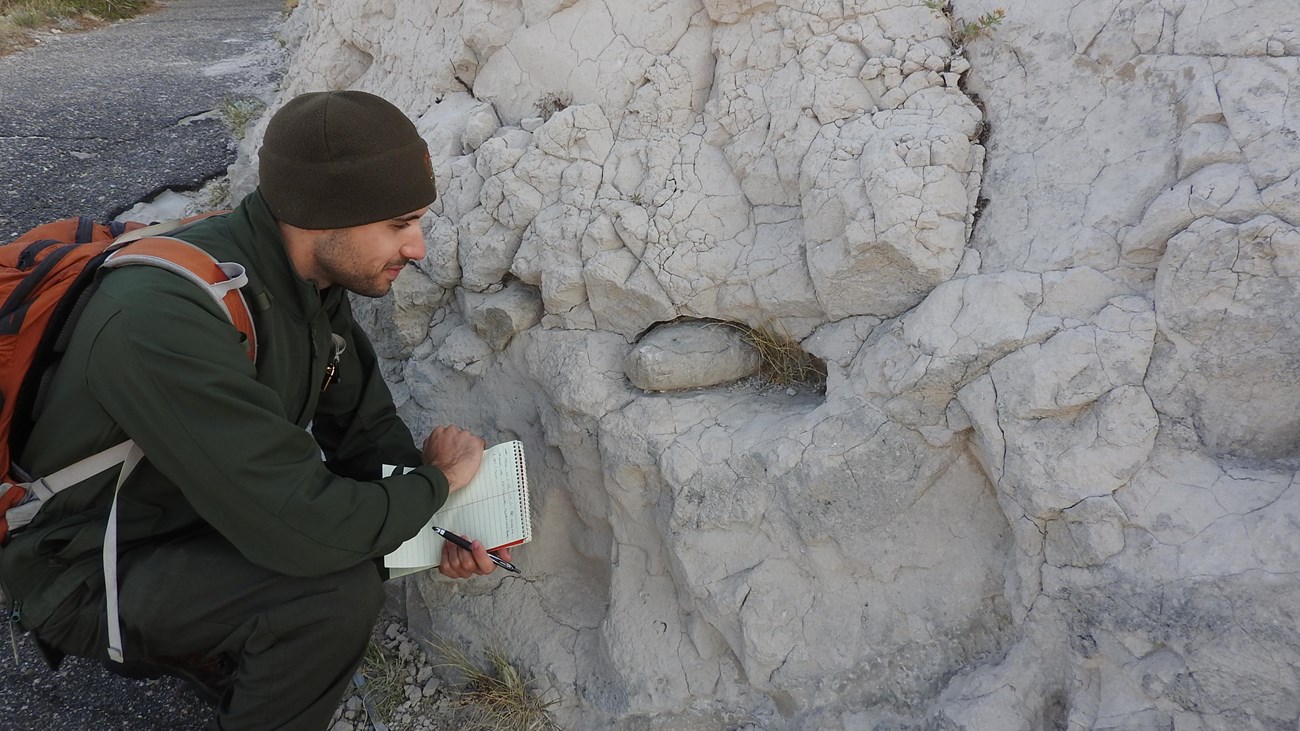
0,1,152,58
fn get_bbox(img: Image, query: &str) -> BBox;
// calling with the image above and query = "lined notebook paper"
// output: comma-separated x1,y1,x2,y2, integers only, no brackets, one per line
385,440,532,578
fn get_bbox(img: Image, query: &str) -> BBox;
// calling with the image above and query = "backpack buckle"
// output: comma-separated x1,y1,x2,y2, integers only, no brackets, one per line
3,480,44,535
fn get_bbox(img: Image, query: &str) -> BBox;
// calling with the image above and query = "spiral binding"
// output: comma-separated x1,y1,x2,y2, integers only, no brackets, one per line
511,440,534,543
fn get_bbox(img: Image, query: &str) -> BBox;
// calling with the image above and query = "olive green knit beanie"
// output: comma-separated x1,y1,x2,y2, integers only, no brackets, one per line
258,90,436,229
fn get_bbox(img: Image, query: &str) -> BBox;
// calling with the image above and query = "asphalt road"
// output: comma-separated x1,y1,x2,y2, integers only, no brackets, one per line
0,1,286,728
0,0,287,239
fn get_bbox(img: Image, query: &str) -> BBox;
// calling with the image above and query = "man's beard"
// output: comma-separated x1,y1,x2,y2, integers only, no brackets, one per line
313,229,406,297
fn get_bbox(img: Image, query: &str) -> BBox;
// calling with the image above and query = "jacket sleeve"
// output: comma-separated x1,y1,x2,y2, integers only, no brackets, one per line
82,269,448,577
311,295,423,480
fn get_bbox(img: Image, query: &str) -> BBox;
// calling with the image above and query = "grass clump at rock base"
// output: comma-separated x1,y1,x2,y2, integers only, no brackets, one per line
358,640,410,722
718,319,829,393
344,629,561,731
0,0,149,55
430,638,561,731
217,95,267,138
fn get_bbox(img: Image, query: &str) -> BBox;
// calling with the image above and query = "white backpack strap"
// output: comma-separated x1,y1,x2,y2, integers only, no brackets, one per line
26,441,139,499
4,440,144,662
5,441,138,533
110,219,185,246
102,441,145,664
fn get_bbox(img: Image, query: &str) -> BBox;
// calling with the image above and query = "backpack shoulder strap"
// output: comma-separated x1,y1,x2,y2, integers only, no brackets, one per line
101,236,258,363
110,218,187,246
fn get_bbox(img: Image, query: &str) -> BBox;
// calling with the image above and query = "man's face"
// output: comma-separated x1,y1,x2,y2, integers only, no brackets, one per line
310,208,428,297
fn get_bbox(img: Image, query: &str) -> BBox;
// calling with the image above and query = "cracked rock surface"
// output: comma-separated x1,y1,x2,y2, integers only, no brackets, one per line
231,0,1300,728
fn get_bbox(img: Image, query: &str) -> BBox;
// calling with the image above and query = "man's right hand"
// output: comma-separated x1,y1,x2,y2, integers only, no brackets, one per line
422,425,485,492
438,537,513,579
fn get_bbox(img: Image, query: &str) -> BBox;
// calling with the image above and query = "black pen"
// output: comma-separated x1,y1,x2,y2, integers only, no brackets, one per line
431,525,520,574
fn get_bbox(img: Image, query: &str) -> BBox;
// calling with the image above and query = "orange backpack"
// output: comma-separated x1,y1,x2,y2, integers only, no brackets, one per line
0,215,258,540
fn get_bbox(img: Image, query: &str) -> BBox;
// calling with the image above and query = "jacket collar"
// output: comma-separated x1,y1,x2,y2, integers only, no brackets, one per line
227,190,344,322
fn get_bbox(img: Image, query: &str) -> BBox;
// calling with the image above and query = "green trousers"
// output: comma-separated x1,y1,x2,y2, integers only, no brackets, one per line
31,532,384,731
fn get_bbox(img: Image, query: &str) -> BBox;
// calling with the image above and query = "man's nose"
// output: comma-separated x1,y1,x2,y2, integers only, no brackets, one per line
400,228,427,261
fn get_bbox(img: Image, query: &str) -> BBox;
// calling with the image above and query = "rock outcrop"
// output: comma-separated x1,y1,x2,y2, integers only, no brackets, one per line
232,0,1300,728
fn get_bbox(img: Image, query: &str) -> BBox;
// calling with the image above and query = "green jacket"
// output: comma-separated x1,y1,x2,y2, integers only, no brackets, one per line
2,191,448,629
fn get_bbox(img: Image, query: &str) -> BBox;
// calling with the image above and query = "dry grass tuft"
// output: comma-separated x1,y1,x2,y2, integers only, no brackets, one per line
719,319,828,391
203,178,233,210
429,638,560,731
0,22,27,52
0,0,147,23
217,95,266,138
358,640,409,721
0,0,148,56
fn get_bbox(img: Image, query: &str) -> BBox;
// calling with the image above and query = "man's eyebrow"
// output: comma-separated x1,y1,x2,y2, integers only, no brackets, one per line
394,211,426,222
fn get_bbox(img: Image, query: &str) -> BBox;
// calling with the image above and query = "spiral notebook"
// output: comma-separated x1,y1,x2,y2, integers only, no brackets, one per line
385,440,533,578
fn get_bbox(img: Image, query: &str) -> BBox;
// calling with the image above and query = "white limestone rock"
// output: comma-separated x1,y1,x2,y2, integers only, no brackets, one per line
479,168,543,234
1040,267,1137,319
472,0,703,127
583,248,677,338
597,393,1012,719
533,105,614,164
348,267,446,359
1119,163,1264,268
461,281,543,351
435,155,482,224
259,0,1300,726
413,93,492,166
1115,447,1294,551
460,104,500,153
1173,0,1300,56
1264,170,1300,226
419,213,460,289
511,202,592,327
456,206,521,292
1216,58,1300,189
623,321,761,392
1176,122,1242,178
853,271,1058,425
433,324,494,377
802,105,982,319
957,297,1158,613
957,2,1300,723
1148,216,1300,459
929,622,1069,731
990,297,1155,420
999,383,1157,520
1044,496,1127,568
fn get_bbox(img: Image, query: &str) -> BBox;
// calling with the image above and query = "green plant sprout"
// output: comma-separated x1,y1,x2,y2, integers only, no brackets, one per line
957,8,1005,43
922,2,1006,44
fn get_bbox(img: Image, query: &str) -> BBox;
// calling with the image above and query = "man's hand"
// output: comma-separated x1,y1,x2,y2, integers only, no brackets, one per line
439,537,513,579
422,425,485,492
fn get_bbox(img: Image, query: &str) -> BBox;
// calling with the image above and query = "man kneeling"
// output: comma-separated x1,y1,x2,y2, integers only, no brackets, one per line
1,90,511,730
